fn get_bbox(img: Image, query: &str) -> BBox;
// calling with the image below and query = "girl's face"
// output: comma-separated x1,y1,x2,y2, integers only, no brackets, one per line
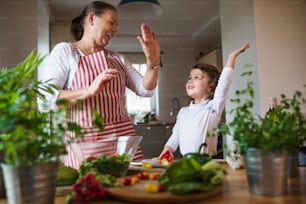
91,9,118,48
186,68,211,103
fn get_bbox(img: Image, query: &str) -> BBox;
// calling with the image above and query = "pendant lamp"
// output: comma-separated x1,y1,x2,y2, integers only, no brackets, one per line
117,0,163,18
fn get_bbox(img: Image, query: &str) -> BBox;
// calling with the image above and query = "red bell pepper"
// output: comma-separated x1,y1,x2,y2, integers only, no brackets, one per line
160,150,174,165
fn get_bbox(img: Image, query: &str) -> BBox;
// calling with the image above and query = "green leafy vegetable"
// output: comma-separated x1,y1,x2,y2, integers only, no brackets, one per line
202,160,226,184
183,143,212,165
79,154,130,178
56,162,79,186
158,157,225,195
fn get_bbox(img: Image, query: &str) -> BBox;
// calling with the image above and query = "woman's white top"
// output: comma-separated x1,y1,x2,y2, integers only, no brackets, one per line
38,42,154,111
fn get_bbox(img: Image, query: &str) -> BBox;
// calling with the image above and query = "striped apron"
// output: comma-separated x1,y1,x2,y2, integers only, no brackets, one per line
64,49,144,169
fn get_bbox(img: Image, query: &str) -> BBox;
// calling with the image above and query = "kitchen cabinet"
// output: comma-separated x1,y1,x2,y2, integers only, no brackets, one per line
134,124,175,159
135,123,224,159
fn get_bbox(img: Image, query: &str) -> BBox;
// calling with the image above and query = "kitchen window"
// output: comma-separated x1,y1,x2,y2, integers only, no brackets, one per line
124,53,158,119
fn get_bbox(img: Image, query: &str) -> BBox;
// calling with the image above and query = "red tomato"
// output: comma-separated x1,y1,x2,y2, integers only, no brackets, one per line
88,156,97,161
121,178,132,186
158,184,166,192
137,171,149,180
108,152,119,157
149,172,161,180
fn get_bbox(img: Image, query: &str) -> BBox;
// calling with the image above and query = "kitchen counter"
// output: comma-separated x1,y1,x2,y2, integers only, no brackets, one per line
134,121,175,126
0,165,305,204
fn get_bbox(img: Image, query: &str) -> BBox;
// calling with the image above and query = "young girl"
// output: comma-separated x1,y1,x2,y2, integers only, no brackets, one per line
159,43,250,158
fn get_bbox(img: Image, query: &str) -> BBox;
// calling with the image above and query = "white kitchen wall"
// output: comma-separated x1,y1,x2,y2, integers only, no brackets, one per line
219,0,306,146
253,0,306,115
0,0,38,68
220,0,306,117
37,0,50,57
196,48,223,70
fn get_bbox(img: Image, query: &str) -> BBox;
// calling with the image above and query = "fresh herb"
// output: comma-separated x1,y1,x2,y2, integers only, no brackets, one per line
0,51,104,166
0,51,70,165
216,63,306,153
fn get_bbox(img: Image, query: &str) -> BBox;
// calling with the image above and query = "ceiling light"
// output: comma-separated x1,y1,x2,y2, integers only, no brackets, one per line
117,0,163,19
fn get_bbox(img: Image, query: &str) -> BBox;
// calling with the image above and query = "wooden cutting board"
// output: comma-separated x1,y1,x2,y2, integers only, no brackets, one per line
56,185,72,196
107,180,222,203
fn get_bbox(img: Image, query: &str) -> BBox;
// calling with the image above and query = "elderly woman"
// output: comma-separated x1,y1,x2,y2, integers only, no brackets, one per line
38,1,161,169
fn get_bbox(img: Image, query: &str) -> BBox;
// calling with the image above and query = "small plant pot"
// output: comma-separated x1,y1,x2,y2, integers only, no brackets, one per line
1,161,59,204
244,148,288,196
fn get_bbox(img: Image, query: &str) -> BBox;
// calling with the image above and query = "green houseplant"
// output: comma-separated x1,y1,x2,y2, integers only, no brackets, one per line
217,64,306,196
0,51,103,204
0,51,79,166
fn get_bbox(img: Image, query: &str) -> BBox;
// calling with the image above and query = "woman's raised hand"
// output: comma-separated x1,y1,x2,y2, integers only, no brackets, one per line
137,23,161,65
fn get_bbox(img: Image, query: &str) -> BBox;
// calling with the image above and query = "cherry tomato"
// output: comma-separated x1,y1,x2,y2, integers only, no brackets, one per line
131,176,139,184
142,163,153,169
144,183,159,193
142,171,149,178
121,178,131,186
158,184,166,192
149,172,161,180
137,171,149,180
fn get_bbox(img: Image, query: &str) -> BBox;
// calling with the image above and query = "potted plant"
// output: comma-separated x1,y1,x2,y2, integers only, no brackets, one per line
216,64,306,196
0,51,103,204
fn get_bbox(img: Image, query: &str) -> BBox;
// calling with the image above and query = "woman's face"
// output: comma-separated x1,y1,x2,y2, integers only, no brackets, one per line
186,68,211,103
91,9,118,47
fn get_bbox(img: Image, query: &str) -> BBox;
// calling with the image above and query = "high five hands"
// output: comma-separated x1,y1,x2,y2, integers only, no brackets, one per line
137,23,161,66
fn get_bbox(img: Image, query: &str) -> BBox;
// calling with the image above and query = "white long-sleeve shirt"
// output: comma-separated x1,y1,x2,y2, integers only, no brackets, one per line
38,42,154,111
165,67,233,155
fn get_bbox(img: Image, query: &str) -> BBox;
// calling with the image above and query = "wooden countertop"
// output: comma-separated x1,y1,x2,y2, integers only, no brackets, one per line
1,165,305,204
134,121,174,126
